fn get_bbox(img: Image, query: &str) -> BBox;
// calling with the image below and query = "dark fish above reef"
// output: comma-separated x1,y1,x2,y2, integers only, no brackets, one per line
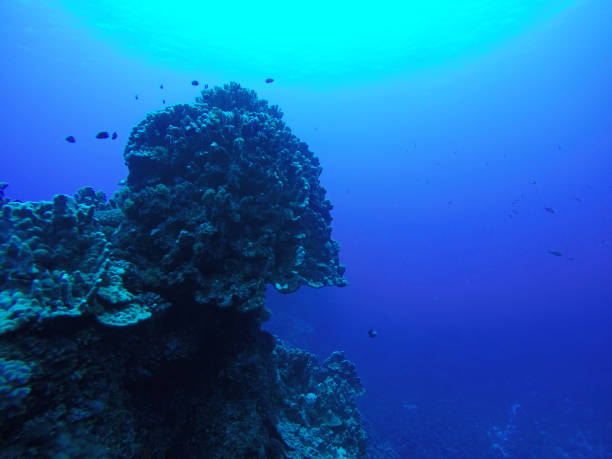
160,83,164,89
368,329,378,338
548,251,563,257
65,135,75,143
191,80,199,86
204,84,208,89
544,207,555,214
265,78,274,84
111,131,118,140
96,131,110,139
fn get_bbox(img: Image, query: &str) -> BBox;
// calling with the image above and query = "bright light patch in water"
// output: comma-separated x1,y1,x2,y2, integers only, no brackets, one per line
56,0,573,82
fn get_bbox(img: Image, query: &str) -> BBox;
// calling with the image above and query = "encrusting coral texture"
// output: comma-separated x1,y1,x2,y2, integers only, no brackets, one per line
0,83,365,458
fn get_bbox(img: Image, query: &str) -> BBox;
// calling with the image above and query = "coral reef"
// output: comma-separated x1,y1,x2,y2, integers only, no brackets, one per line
118,82,346,310
0,190,168,333
0,83,364,457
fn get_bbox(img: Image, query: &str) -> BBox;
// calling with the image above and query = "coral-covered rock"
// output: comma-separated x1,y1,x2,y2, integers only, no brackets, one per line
274,344,367,458
116,82,346,312
0,188,167,334
0,83,363,458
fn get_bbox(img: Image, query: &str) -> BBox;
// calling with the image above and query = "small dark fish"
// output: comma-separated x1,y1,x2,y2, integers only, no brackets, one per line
191,80,199,86
96,131,110,139
567,257,575,261
548,251,563,257
529,179,537,185
134,94,139,100
65,135,76,143
544,207,555,214
512,209,519,215
265,78,274,84
10,272,36,282
160,83,164,89
111,131,117,140
162,99,166,104
575,197,582,202
204,84,208,89
368,329,378,338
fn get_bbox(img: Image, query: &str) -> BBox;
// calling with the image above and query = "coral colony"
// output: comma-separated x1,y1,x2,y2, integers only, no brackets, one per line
0,83,365,458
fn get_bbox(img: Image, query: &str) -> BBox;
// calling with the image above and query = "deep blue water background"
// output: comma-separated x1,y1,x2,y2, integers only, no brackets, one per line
2,1,612,457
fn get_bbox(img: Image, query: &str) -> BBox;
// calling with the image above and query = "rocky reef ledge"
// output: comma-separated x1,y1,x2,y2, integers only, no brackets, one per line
0,83,365,457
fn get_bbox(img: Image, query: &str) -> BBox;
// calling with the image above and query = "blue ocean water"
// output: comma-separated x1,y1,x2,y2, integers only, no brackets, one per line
2,0,611,457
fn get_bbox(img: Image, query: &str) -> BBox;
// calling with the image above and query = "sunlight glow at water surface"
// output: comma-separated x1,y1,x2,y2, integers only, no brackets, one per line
56,0,573,81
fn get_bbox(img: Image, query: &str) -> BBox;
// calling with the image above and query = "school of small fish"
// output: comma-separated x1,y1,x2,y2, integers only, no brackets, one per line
65,78,276,145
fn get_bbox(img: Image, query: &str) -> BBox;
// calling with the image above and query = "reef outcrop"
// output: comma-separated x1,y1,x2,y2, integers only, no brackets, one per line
0,83,364,457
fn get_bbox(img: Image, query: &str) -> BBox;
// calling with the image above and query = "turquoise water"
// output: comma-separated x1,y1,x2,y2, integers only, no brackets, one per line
23,0,574,82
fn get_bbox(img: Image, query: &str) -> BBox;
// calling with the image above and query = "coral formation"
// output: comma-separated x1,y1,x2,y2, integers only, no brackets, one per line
0,83,364,457
118,82,346,309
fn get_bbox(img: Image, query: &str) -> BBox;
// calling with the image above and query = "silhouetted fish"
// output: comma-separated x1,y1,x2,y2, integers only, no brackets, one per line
544,207,555,214
134,94,139,100
10,272,37,282
96,131,110,139
191,80,199,86
65,135,76,143
265,78,274,84
368,329,378,338
162,99,166,104
160,83,164,89
204,84,208,89
548,251,563,257
111,132,117,140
